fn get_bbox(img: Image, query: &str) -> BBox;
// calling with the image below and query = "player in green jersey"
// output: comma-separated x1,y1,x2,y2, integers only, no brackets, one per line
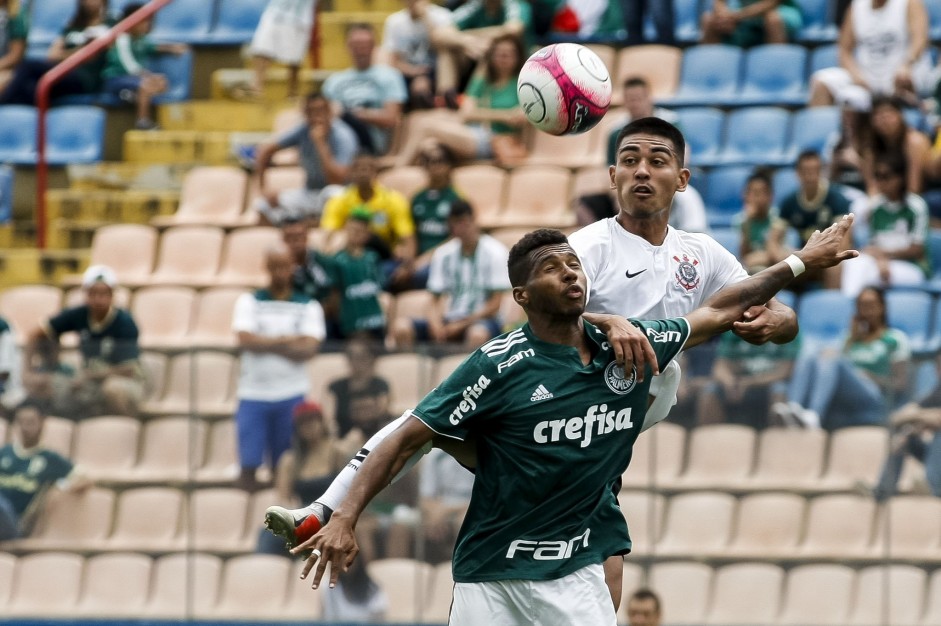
294,218,857,624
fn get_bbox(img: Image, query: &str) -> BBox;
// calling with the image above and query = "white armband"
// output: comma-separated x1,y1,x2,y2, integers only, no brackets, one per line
642,360,682,432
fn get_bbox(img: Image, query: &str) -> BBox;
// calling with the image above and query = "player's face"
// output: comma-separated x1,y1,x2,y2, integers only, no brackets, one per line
517,244,586,317
626,598,661,626
611,134,689,217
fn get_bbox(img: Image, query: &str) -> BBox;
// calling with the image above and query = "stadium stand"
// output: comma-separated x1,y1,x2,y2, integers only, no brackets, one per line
130,285,197,349
648,561,712,624
0,105,38,165
777,564,855,625
664,45,743,107
71,416,140,480
705,562,785,625
738,44,809,106
724,493,806,560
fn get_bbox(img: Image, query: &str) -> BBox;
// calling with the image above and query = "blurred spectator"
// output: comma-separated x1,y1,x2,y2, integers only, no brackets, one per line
626,588,662,626
322,23,407,155
247,0,316,99
809,0,932,109
393,34,528,167
827,105,870,192
697,331,799,428
24,265,144,419
321,554,388,622
101,3,187,130
253,93,358,226
281,217,334,305
232,244,325,491
737,169,788,274
0,314,22,409
0,0,110,105
863,96,932,196
419,447,473,562
0,0,27,92
777,286,910,429
325,210,387,341
0,400,92,541
327,337,392,446
842,152,930,296
257,400,345,555
321,153,416,270
382,0,456,110
605,77,679,167
701,0,803,46
622,0,674,45
391,199,510,349
549,1,625,40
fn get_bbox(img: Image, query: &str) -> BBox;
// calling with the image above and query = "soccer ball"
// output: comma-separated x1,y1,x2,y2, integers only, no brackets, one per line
517,43,612,136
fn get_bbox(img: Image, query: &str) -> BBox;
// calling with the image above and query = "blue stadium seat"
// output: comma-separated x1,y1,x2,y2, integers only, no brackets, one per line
795,0,839,42
772,168,799,205
663,45,743,107
674,0,703,43
929,229,941,279
675,107,725,168
148,0,214,43
206,0,267,44
150,50,194,103
45,106,105,164
738,44,808,106
27,0,74,52
885,289,933,356
711,227,741,258
0,105,37,164
718,107,792,166
788,106,840,160
701,165,752,228
0,166,12,224
797,290,853,346
808,43,838,74
926,0,941,41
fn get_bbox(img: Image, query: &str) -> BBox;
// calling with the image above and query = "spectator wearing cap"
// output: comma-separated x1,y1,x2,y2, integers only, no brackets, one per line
24,265,145,419
232,243,326,492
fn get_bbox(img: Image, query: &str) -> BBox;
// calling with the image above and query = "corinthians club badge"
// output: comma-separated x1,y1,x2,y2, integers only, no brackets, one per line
673,254,701,291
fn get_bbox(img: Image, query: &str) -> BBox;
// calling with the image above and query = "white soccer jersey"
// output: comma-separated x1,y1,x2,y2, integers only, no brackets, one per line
568,218,749,319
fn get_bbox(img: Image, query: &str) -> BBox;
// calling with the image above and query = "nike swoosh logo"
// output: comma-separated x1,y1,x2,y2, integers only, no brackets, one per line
625,269,647,279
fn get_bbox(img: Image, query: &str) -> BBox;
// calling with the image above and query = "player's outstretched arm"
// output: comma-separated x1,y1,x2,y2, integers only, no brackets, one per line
293,415,436,589
685,215,858,349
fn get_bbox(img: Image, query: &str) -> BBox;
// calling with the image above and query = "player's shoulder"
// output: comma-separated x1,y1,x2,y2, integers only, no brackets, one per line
670,228,739,262
568,218,615,253
475,327,536,374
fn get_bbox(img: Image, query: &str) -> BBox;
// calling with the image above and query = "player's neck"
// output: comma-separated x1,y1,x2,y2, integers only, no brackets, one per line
616,211,669,245
528,316,589,356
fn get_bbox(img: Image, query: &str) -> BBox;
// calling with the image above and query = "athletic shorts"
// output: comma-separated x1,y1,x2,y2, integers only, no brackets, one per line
249,12,311,65
449,563,616,626
724,5,802,47
234,395,303,468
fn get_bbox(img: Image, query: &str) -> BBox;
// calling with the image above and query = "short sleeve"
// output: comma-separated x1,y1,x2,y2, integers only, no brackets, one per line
483,240,510,291
231,293,257,333
275,124,307,149
0,325,16,374
9,13,28,41
452,0,481,29
465,76,485,99
44,451,74,483
110,313,140,363
46,307,84,337
320,194,347,232
321,73,340,101
411,351,501,441
389,191,416,238
331,120,360,165
300,301,327,341
889,329,911,363
379,66,408,104
909,194,930,244
426,247,448,295
632,318,691,375
698,236,749,296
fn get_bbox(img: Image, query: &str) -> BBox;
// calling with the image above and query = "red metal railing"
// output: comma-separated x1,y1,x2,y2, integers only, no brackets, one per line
35,0,174,249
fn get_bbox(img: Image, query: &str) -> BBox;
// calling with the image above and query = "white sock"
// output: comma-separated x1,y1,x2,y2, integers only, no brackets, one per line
313,409,431,512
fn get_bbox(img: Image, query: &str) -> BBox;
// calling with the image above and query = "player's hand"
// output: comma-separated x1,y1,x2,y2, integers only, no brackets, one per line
794,214,859,270
292,516,359,589
732,305,783,345
593,314,658,381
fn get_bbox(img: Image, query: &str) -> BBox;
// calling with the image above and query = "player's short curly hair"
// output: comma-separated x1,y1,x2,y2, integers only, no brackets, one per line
614,116,686,166
507,228,569,287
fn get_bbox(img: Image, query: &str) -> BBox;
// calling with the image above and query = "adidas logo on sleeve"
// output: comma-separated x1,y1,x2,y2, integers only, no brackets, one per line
530,384,554,402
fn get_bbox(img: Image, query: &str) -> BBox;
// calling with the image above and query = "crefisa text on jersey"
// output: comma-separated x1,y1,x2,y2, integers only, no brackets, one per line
534,403,634,448
448,375,492,425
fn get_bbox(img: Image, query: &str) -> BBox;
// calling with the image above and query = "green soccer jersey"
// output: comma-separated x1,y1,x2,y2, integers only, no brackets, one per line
328,249,385,336
845,328,910,379
412,318,690,583
0,444,73,517
869,193,931,276
411,186,461,254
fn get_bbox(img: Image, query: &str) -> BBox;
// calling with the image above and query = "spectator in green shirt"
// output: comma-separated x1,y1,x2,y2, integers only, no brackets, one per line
101,3,186,129
701,0,803,46
737,169,789,274
326,209,387,341
0,0,27,92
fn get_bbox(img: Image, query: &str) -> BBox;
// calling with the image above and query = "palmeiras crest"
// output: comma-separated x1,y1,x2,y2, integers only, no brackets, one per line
673,254,701,291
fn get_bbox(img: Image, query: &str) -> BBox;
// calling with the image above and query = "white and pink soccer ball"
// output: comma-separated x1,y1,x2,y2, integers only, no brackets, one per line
517,43,612,136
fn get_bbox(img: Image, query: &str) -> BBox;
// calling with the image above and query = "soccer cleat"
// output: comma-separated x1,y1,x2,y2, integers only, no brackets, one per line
263,502,331,553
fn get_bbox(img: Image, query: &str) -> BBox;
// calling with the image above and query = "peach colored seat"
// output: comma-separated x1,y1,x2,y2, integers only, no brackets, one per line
64,285,131,309
388,289,435,327
705,562,784,625
76,224,158,287
378,165,429,201
210,554,293,619
614,45,682,102
621,421,686,489
152,166,248,228
144,552,223,619
921,568,941,625
616,561,645,623
796,494,876,560
725,492,805,559
195,419,239,484
649,561,712,624
215,226,283,287
526,126,600,169
189,287,248,348
670,424,756,490
487,227,530,251
29,415,74,457
0,285,61,342
282,564,325,620
148,225,225,287
498,290,526,331
616,490,665,557
307,351,351,422
0,552,14,604
245,487,277,548
105,487,184,551
745,427,827,491
75,552,153,617
244,165,306,224
127,417,207,483
375,353,436,415
368,558,435,623
423,560,454,624
6,552,84,616
848,564,927,626
139,350,167,404
818,426,889,490
494,165,574,229
141,351,236,418
778,564,856,625
572,165,612,197
434,352,471,382
187,488,250,553
71,416,141,480
11,487,115,551
451,164,507,229
130,286,196,349
868,495,941,562
656,491,736,558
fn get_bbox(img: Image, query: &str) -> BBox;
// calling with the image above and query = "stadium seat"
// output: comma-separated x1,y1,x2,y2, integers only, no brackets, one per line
195,419,239,484
675,107,725,168
144,552,223,619
452,164,507,229
148,225,225,287
189,287,248,348
244,165,305,224
128,417,207,483
886,289,934,355
796,0,839,42
0,552,13,604
0,165,11,223
614,45,683,102
0,105,37,164
848,564,928,626
188,488,251,553
673,0,704,43
142,351,236,417
206,0,267,44
139,351,167,405
389,289,435,330
45,106,105,164
621,421,686,489
283,573,325,620
245,487,276,548
377,165,429,202
495,165,574,229
153,166,248,228
710,228,740,258
927,0,941,42
738,45,809,106
772,167,800,207
868,496,941,562
6,552,84,617
80,224,158,287
648,561,712,624
922,569,941,625
375,353,436,416
656,491,736,558
796,289,854,348
423,560,455,624
526,126,599,169
671,424,756,490
150,49,194,104
433,351,471,383
718,106,792,166
572,165,611,197
818,425,889,490
26,0,74,51
705,562,784,625
106,487,185,551
76,553,152,618
0,284,61,342
215,226,283,288
72,416,141,480
616,562,645,623
725,493,805,560
147,0,213,43
10,487,115,551
701,166,751,228
796,494,876,560
211,554,292,619
616,491,665,557
745,428,827,490
788,106,841,160
131,286,197,349
32,416,74,458
663,45,743,107
809,43,839,74
368,558,435,623
778,564,855,625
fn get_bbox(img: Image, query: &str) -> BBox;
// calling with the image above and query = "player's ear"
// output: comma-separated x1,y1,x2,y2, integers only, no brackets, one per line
608,164,616,188
512,286,528,308
676,167,691,192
